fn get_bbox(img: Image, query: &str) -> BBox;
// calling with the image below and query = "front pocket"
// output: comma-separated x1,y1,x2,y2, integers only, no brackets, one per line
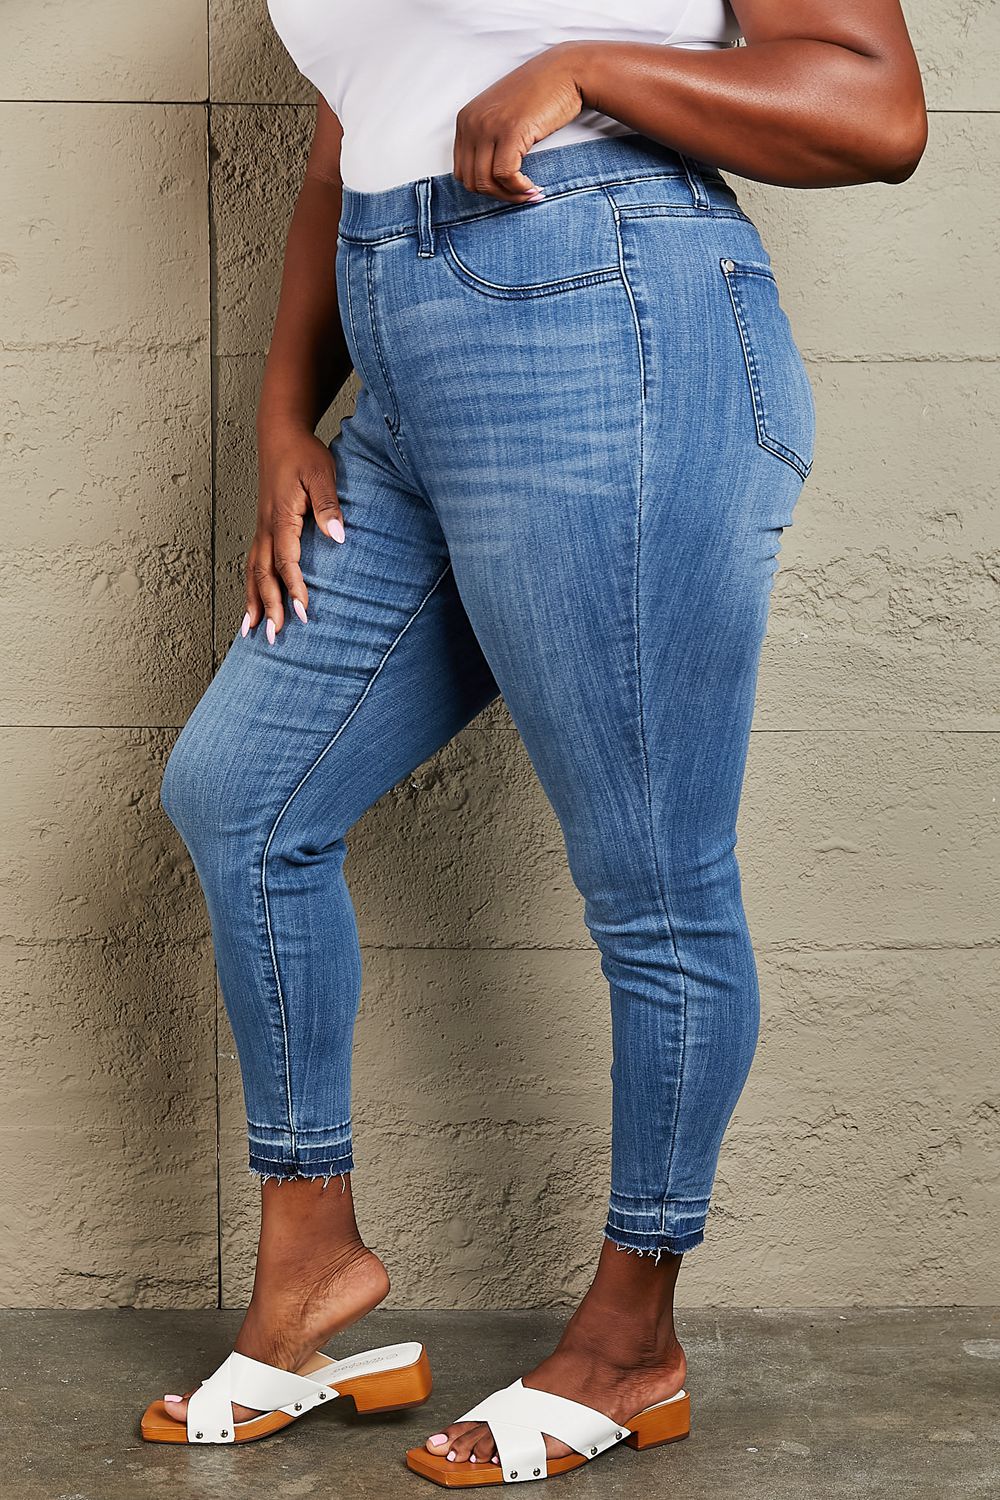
440,190,622,300
720,257,816,479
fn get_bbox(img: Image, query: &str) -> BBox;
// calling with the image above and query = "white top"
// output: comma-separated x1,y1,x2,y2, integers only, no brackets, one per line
266,0,741,192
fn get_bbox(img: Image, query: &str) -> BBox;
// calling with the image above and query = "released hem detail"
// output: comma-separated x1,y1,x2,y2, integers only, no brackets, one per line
248,1149,355,1187
247,1120,354,1186
605,1191,709,1257
604,1221,705,1258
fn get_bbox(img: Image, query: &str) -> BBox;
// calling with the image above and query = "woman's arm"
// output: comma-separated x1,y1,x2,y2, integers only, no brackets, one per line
249,99,351,640
452,0,927,201
258,100,353,433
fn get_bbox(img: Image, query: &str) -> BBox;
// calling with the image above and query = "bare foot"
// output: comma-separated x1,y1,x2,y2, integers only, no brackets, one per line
425,1239,686,1468
162,1175,390,1429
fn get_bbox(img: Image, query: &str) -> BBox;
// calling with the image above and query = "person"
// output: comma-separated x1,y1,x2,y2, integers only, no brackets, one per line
140,0,926,1482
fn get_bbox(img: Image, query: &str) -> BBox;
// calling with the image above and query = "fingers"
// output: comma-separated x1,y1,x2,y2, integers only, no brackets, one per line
455,120,543,203
250,529,286,643
492,140,544,201
307,460,346,544
471,137,498,200
271,500,309,624
244,446,347,644
242,545,264,637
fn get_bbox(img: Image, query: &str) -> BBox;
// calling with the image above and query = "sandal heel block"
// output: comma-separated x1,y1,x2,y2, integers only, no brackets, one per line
624,1389,691,1449
338,1344,433,1413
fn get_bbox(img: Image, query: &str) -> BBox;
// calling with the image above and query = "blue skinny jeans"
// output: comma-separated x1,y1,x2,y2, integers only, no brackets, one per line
161,133,816,1257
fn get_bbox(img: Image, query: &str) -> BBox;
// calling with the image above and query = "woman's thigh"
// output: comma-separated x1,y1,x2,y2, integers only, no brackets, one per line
161,386,500,857
382,194,813,911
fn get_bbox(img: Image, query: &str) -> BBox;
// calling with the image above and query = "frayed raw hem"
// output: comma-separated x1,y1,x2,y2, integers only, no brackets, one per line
604,1221,705,1259
247,1151,354,1189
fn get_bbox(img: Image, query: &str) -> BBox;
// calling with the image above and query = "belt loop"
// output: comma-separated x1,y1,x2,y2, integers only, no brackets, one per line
415,176,436,256
678,153,710,210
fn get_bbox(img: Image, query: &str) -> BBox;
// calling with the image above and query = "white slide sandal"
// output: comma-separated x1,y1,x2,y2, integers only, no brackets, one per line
141,1339,432,1444
405,1376,689,1486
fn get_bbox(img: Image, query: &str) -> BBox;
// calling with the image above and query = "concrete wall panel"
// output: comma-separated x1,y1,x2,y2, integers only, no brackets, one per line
1,2,208,101
0,104,211,726
0,730,217,1306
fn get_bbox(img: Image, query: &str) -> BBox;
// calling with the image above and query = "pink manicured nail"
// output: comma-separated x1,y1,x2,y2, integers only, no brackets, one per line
327,516,346,543
470,1455,477,1464
429,1435,448,1446
446,1452,457,1463
164,1394,182,1403
240,612,251,637
292,598,308,624
266,618,276,645
492,1455,500,1464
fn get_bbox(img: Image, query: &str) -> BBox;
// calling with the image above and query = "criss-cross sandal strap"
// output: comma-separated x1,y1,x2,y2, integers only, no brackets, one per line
186,1351,336,1443
458,1378,631,1482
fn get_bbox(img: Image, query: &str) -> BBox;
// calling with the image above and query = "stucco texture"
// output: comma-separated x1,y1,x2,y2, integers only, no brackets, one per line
1,3,996,1311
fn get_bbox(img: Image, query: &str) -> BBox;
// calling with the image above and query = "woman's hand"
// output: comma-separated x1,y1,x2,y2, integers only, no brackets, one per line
243,420,345,644
454,43,584,202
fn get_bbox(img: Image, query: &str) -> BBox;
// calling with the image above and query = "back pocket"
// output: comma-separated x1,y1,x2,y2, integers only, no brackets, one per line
720,256,816,479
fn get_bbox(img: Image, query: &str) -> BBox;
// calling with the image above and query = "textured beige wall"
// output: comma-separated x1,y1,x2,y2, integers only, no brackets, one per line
1,3,997,1311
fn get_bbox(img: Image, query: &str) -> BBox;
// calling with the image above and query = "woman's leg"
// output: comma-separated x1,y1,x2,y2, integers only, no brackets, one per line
157,385,498,1420
379,181,813,1458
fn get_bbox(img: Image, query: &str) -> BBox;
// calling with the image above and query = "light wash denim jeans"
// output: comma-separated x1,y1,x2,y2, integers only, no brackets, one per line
161,132,816,1257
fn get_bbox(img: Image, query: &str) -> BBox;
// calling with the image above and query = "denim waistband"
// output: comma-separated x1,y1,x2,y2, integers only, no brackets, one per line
338,132,731,246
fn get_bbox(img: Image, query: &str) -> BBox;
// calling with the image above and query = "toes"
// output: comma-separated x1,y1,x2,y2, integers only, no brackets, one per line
425,1421,484,1462
472,1430,497,1464
163,1393,189,1423
448,1423,487,1463
424,1420,502,1465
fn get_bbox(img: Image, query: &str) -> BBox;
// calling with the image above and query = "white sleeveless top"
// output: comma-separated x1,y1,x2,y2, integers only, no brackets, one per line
266,0,741,192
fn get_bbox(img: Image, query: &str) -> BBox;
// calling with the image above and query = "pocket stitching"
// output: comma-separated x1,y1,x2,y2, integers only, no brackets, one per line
440,227,621,300
721,258,813,480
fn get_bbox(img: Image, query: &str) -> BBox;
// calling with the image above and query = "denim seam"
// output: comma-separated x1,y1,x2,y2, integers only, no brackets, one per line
610,1193,708,1207
248,1149,353,1164
604,188,645,402
679,153,710,209
344,249,388,432
364,245,402,436
617,208,692,1212
259,563,454,1162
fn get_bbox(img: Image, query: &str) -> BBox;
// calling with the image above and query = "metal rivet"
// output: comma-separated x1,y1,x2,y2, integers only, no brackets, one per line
294,1402,302,1411
590,1446,598,1455
318,1391,326,1399
722,258,735,273
194,1431,203,1440
220,1429,228,1437
615,1430,623,1440
533,1468,541,1476
510,1472,517,1479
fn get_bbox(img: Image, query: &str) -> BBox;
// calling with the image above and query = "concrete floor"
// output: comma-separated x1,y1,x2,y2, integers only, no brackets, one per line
3,1307,998,1499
